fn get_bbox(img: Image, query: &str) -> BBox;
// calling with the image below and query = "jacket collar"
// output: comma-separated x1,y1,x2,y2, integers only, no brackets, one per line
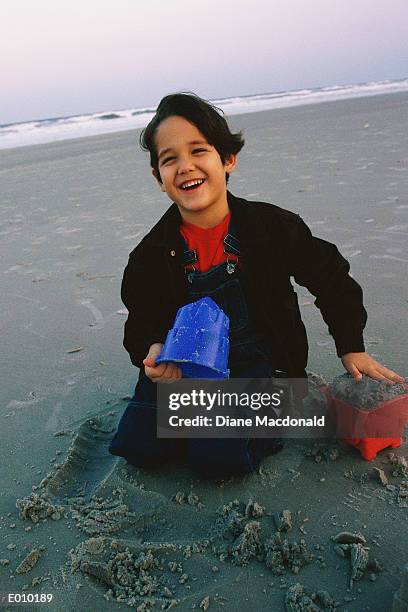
154,191,268,250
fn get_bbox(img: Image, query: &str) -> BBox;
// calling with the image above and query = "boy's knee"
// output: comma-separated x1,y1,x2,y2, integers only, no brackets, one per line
186,439,256,479
187,438,284,479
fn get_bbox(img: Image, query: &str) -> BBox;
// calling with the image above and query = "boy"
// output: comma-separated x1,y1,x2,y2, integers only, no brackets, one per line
109,93,403,477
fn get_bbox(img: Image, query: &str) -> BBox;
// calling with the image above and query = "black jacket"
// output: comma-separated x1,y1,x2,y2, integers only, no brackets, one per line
121,191,367,376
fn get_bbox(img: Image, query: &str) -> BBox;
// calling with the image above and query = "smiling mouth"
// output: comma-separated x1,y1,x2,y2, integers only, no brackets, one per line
179,178,206,192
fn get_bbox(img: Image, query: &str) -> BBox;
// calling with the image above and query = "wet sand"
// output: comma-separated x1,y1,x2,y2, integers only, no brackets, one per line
1,92,408,611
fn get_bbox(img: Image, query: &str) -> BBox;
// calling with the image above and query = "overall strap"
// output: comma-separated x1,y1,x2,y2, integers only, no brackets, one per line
182,244,198,266
181,220,240,267
223,221,240,256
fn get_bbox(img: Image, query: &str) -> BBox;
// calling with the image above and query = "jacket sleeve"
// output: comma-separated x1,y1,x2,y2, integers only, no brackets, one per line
121,247,169,368
289,216,367,357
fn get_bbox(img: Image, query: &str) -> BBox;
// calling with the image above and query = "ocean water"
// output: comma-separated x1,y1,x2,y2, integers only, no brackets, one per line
1,78,407,151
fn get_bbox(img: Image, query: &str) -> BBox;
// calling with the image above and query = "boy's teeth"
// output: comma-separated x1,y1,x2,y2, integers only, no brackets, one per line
181,179,204,189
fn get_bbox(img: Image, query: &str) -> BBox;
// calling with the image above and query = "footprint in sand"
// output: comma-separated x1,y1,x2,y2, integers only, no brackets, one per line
46,414,118,499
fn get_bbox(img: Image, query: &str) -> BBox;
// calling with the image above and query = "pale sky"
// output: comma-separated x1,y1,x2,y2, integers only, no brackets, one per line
1,0,407,124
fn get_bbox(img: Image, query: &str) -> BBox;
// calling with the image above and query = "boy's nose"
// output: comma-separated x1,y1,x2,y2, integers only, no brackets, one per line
177,156,195,174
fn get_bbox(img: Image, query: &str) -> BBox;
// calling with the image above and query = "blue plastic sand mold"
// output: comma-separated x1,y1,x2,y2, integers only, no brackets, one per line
156,297,230,378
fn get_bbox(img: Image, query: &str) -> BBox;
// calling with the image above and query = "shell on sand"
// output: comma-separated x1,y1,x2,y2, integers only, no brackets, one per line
350,543,369,586
331,531,366,545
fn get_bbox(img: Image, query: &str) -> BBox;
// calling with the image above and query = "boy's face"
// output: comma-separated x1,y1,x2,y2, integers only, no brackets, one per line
152,116,237,222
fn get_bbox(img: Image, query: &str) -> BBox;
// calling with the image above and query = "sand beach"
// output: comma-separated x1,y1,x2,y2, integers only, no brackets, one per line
1,92,408,611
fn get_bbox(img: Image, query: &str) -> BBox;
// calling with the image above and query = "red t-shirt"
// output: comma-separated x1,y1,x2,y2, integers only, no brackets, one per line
180,213,238,273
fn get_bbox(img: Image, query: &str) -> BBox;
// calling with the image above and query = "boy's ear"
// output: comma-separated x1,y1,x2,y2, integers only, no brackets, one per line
152,168,166,192
224,153,237,174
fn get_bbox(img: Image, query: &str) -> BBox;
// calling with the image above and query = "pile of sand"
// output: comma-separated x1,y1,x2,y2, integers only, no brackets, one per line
329,374,407,410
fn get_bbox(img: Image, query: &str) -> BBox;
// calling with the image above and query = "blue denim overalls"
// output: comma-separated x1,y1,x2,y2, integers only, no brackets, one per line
109,223,282,478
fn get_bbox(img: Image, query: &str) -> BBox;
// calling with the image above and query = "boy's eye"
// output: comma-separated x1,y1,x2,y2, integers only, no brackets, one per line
161,156,175,165
192,148,207,154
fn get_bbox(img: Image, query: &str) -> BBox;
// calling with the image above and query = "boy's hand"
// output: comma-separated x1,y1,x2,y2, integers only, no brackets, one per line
341,352,404,384
143,343,182,383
